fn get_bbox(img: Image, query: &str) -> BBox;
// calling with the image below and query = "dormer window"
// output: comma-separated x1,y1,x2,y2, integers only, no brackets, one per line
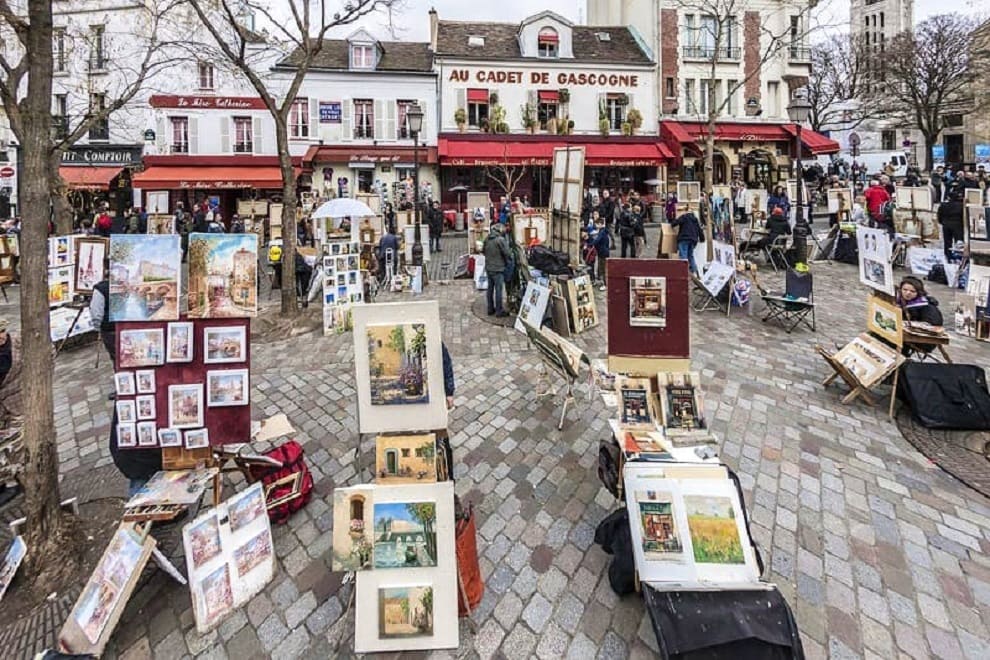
351,44,375,70
538,28,559,58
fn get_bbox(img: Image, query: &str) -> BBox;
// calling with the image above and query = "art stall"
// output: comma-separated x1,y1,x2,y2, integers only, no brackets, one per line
40,232,307,655
589,257,805,656
47,234,104,353
330,301,482,654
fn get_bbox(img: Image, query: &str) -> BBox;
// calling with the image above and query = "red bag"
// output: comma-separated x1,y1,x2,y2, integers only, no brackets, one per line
247,440,313,525
96,213,112,232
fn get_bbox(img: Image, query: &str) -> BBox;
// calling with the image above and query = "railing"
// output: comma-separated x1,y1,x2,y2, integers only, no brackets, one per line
171,142,189,154
682,45,741,61
789,47,811,62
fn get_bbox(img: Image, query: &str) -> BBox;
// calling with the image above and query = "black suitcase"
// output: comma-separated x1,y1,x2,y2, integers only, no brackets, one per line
897,362,990,430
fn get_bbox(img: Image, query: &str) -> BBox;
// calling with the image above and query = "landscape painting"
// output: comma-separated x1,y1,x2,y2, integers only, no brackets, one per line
372,501,437,569
198,564,234,628
683,495,745,565
636,490,684,561
187,234,258,318
109,235,181,321
186,514,222,570
206,369,249,407
204,326,247,364
378,586,434,639
118,329,165,368
366,323,429,406
233,530,272,578
332,487,374,572
375,434,437,485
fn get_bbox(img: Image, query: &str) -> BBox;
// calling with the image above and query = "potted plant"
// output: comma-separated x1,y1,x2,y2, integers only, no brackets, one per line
546,116,558,134
497,121,510,134
480,117,491,133
554,115,566,135
521,103,537,133
491,105,507,133
567,119,575,134
616,93,630,106
626,108,643,133
454,108,467,132
621,121,633,136
558,88,570,104
489,91,499,105
599,118,611,136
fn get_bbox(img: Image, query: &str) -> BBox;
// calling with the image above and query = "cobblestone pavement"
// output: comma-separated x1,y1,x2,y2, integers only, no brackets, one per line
2,227,990,660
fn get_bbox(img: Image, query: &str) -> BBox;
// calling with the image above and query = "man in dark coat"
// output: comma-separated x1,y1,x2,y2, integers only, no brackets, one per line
427,201,443,252
937,192,965,261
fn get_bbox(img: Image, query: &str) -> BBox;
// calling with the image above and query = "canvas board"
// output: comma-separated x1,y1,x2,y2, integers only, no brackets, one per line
49,306,94,342
623,465,761,589
354,481,458,653
965,188,984,207
184,483,274,633
514,281,551,334
375,434,437,485
866,295,903,348
857,227,894,296
953,293,978,337
677,182,701,205
145,191,169,215
895,187,932,211
0,536,26,602
59,525,155,656
402,225,431,263
187,233,258,318
832,333,902,389
700,262,734,298
352,302,448,434
74,237,108,294
109,235,181,321
565,275,598,334
513,214,549,246
827,188,854,215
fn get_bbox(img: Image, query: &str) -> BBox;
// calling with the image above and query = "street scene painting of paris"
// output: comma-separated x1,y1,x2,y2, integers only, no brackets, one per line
108,235,181,321
378,586,434,639
367,323,429,406
187,234,258,318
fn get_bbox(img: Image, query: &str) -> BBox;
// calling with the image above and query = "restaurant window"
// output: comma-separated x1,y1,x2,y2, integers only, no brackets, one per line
397,100,417,139
699,79,711,116
467,89,488,127
537,90,558,129
537,27,559,58
604,94,626,131
727,79,738,116
233,117,253,153
354,99,374,139
54,29,66,73
88,25,106,71
170,116,189,153
198,62,214,90
351,44,375,69
53,94,68,139
88,93,109,141
356,168,374,192
289,97,309,138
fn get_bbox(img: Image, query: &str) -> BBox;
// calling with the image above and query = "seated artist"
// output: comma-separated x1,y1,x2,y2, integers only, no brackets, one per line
740,206,790,254
896,276,944,356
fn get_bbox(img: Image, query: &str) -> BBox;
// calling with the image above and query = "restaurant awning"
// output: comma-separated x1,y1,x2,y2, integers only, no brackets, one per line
132,165,287,189
584,143,671,167
782,124,841,155
438,137,670,168
660,120,840,157
466,89,489,103
59,166,124,191
538,90,559,102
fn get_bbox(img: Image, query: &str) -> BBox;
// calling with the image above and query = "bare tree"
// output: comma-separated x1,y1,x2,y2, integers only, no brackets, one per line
484,145,527,202
806,33,888,133
884,13,976,171
184,0,397,317
0,0,184,571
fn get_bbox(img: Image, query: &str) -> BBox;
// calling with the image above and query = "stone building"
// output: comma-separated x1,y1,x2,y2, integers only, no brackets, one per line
938,18,990,168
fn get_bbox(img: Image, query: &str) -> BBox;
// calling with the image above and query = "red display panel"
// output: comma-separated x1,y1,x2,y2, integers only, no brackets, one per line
606,258,691,359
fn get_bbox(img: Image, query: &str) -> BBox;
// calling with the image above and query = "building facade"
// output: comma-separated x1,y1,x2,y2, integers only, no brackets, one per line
432,10,667,207
938,19,990,168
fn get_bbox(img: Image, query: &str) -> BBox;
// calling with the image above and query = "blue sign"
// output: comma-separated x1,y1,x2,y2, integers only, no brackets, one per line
320,102,341,123
975,144,990,163
932,145,945,161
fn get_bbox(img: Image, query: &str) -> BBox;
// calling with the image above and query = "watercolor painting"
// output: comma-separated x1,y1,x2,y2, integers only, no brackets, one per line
206,369,249,407
378,586,434,639
204,326,247,364
636,490,684,561
233,530,272,578
228,485,266,532
198,564,234,627
118,329,165,368
332,488,374,572
108,235,181,321
372,501,437,569
168,384,204,429
167,322,194,363
684,495,744,565
375,434,437,485
366,323,429,406
187,234,258,318
187,514,222,570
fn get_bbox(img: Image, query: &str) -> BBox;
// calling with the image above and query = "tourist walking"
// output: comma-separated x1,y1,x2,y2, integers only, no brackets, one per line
483,223,510,317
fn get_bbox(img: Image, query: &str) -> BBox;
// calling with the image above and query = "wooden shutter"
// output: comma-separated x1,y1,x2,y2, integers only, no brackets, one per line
417,100,427,139
219,116,229,153
309,98,319,138
189,116,199,153
253,116,263,154
385,101,397,141
374,99,385,140
341,98,352,142
156,116,167,153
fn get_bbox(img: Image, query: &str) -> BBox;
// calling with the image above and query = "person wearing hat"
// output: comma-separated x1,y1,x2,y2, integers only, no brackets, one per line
740,206,791,254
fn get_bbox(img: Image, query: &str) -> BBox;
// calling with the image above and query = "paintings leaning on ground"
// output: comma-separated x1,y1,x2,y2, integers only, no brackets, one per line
367,323,429,407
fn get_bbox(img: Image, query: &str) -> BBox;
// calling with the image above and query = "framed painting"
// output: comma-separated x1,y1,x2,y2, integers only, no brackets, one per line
118,328,165,368
115,400,136,424
136,421,157,447
826,188,854,216
352,302,447,434
629,276,667,328
108,235,181,321
168,384,204,429
184,428,210,449
866,295,903,348
117,423,137,448
206,369,249,407
135,370,156,394
857,228,894,297
375,434,438,485
204,326,247,364
166,322,194,363
135,395,156,421
187,233,258,318
74,237,108,294
157,428,182,448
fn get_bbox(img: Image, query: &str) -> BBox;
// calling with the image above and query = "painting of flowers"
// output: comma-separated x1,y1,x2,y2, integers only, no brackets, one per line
366,323,429,407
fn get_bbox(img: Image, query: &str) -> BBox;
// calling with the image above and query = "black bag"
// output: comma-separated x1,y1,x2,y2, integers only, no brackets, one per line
926,263,948,285
597,439,622,498
528,244,571,275
897,362,990,430
594,508,636,596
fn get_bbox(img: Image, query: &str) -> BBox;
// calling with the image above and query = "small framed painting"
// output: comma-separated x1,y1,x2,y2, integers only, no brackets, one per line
115,400,136,424
184,428,210,450
167,322,194,363
117,423,137,448
114,372,136,397
204,326,247,364
206,369,249,407
135,370,156,394
157,428,182,448
137,422,157,447
169,384,204,429
136,395,156,421
119,329,165,368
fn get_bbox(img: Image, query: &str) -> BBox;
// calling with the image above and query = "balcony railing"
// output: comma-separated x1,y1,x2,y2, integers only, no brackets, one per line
682,45,741,61
789,47,811,62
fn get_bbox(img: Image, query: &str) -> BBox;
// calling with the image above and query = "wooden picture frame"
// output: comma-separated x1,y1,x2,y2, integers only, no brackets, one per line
866,295,903,348
73,237,108,295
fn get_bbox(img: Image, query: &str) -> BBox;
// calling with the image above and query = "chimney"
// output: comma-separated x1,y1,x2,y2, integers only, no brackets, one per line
429,7,438,52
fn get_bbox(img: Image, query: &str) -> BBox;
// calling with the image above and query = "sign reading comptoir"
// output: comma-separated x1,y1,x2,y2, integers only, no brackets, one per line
448,69,640,88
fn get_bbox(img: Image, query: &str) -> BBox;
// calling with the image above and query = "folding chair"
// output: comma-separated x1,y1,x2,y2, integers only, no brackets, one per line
761,268,815,333
764,235,789,273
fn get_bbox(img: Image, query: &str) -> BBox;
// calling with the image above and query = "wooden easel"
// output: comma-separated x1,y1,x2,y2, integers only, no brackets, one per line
522,321,587,430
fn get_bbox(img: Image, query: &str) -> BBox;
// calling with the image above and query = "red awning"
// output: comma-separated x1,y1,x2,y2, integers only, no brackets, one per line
466,89,489,103
132,165,286,189
538,32,560,43
584,144,667,167
661,120,792,143
59,166,123,191
438,138,670,167
538,90,559,102
782,124,841,155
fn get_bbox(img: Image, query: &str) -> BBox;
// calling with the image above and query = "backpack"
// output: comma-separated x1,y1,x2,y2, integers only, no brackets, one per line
96,213,112,232
247,440,314,525
527,244,571,275
926,263,948,285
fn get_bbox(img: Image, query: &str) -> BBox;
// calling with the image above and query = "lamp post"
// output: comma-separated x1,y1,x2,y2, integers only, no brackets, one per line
407,103,425,267
787,88,812,265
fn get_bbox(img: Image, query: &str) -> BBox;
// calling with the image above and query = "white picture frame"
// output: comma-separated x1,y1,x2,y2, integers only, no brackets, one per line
206,369,250,407
857,227,895,296
135,395,156,421
158,428,182,448
351,301,448,434
184,428,210,450
114,372,136,397
514,281,551,335
166,322,194,363
169,384,204,429
117,423,137,448
115,400,136,424
135,370,156,394
203,326,247,364
137,421,157,447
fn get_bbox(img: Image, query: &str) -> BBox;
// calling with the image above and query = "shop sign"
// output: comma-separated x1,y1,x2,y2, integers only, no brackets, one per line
61,145,143,166
449,157,551,167
347,154,402,163
149,95,267,110
604,160,657,167
448,69,639,89
178,180,249,189
320,102,341,123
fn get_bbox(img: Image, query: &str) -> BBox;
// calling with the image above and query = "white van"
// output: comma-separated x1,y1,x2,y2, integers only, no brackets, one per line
851,151,910,178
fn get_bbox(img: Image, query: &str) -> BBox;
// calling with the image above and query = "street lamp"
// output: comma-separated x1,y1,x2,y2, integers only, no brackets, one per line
787,88,812,265
407,103,425,267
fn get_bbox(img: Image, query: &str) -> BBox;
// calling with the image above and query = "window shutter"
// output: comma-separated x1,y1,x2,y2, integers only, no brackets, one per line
417,100,427,139
528,90,537,106
309,99,319,138
597,93,606,120
626,93,634,122
374,99,385,141
386,101,397,141
341,98,352,142
456,88,466,112
189,117,199,153
253,116,263,154
156,116,167,153
220,117,229,153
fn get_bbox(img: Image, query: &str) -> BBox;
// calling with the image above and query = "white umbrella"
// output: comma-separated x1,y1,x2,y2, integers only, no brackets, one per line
312,198,376,219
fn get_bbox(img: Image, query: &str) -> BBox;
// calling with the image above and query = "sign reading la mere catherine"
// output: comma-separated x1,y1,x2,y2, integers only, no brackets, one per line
448,69,641,88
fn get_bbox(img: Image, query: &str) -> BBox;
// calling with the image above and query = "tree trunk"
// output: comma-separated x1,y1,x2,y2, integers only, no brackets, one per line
51,158,73,234
703,114,716,261
923,134,934,173
276,121,299,317
19,0,65,568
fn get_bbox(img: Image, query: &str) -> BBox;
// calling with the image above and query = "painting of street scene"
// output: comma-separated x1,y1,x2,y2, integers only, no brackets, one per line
636,490,684,561
684,495,745,565
366,323,429,406
198,564,234,627
331,488,373,572
233,530,272,578
186,514,222,570
187,234,258,318
378,586,434,639
118,329,165,368
375,434,437,485
108,235,180,321
372,501,437,569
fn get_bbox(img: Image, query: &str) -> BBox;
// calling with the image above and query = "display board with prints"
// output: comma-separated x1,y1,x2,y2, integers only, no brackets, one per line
514,280,551,334
322,239,365,335
565,275,599,334
48,236,75,308
856,227,895,296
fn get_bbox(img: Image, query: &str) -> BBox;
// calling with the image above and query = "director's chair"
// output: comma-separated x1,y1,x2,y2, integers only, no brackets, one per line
761,268,816,333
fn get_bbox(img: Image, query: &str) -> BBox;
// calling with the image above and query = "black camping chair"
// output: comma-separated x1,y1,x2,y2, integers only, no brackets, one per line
761,268,815,333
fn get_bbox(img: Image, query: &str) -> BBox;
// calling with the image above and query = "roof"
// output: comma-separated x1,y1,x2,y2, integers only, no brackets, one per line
279,39,434,72
434,20,652,64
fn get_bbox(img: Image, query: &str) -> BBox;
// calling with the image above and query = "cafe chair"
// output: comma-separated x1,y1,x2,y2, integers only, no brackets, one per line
764,235,790,273
761,268,815,333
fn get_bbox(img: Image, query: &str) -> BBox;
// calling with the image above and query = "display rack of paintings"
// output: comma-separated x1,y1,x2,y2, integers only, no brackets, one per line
114,318,251,448
187,233,258,318
818,333,905,412
347,481,459,653
514,281,551,334
549,147,586,265
0,536,26,602
74,237,108,295
623,464,763,590
351,302,447,435
322,239,365,335
564,275,598,334
856,227,894,297
109,235,182,322
59,524,156,655
183,483,274,633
